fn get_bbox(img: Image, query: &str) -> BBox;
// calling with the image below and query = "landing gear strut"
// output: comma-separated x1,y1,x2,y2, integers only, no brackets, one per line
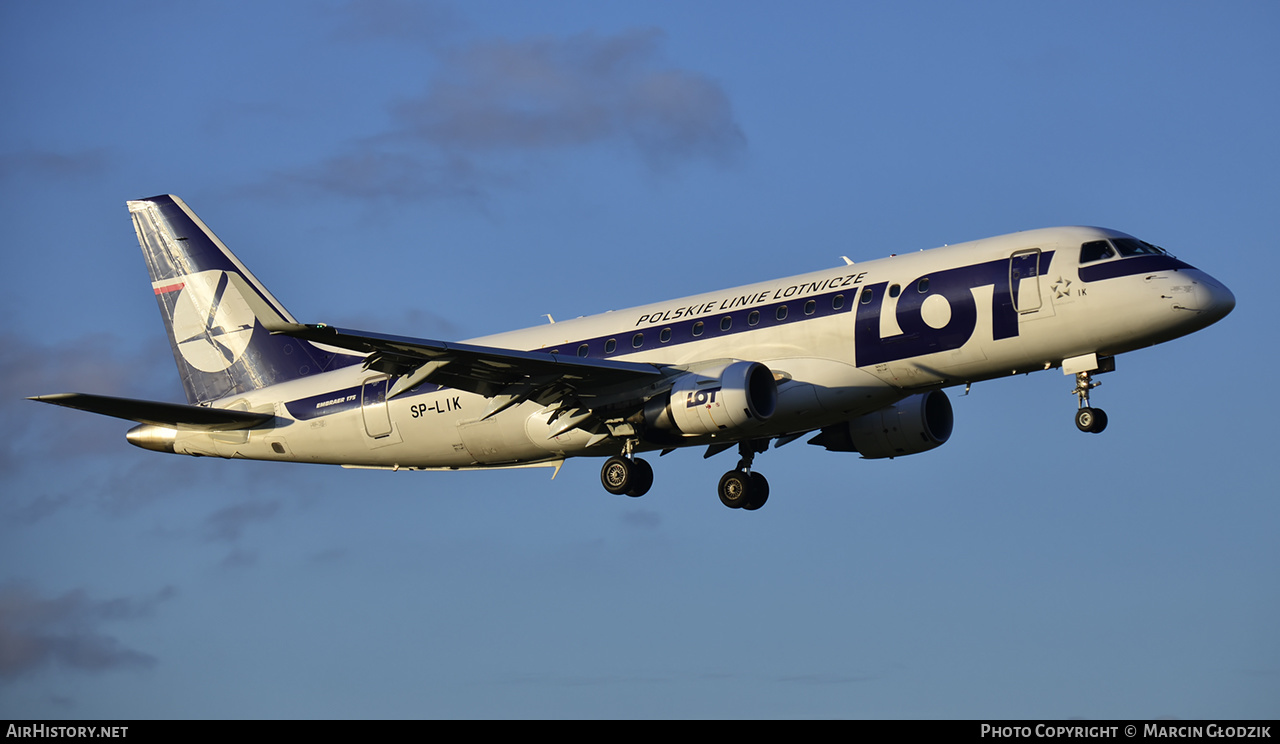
1072,371,1108,434
718,440,770,510
600,439,653,497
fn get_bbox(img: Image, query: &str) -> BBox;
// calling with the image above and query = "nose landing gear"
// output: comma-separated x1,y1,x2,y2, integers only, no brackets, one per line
1072,371,1108,434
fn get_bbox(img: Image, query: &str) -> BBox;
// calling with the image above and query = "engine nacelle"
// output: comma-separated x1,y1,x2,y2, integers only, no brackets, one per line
810,390,953,459
645,361,777,437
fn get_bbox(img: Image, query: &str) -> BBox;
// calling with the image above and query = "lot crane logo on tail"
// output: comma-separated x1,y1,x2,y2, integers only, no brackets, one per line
159,270,257,373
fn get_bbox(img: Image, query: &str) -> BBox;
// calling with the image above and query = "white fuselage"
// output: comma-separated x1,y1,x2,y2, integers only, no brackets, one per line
158,226,1233,469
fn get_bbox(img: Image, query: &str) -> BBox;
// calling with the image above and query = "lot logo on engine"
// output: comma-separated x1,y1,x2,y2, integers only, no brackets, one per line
686,387,721,408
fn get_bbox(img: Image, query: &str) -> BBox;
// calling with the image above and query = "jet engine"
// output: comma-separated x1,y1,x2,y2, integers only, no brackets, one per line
644,361,777,437
809,390,953,459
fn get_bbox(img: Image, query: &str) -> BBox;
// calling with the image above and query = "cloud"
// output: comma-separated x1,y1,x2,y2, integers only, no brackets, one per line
275,27,744,202
1,331,307,527
0,149,112,182
0,332,169,406
0,583,175,681
0,331,185,524
0,332,177,473
218,548,260,570
204,500,282,543
621,509,663,530
4,454,228,528
277,150,496,204
330,0,458,45
392,29,744,165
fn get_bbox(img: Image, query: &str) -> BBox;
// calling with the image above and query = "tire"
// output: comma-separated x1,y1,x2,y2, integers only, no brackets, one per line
1075,408,1097,433
601,456,634,495
742,472,770,511
718,470,752,509
626,458,654,497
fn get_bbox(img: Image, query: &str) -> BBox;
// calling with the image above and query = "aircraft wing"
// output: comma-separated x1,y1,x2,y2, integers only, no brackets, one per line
266,322,671,422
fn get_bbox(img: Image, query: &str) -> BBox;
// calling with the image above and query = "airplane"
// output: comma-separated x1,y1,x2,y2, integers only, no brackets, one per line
31,195,1235,511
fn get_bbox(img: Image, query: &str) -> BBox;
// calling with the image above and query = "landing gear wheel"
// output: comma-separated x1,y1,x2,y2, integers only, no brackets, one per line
602,456,654,497
601,456,635,495
718,470,752,509
626,458,653,498
1070,370,1109,434
742,472,770,511
1075,407,1108,434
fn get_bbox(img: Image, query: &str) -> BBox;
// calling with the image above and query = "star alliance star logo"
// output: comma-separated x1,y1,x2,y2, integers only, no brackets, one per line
1051,277,1072,299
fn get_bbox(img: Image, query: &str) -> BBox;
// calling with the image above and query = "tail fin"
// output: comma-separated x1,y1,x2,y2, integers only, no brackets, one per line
128,195,359,405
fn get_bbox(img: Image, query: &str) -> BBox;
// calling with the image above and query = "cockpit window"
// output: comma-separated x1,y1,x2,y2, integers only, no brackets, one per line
1080,240,1116,264
1082,237,1171,264
1112,238,1166,257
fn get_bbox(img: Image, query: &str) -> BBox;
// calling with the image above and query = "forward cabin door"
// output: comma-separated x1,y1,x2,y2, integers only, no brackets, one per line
1010,249,1043,314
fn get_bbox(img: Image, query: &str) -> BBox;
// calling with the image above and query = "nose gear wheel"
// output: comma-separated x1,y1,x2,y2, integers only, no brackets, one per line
1071,371,1108,434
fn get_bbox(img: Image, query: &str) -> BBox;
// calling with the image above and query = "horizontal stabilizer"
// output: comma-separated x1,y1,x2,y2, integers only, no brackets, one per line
28,393,274,431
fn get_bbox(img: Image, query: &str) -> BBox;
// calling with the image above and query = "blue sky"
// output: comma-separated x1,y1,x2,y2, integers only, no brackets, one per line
2,0,1277,719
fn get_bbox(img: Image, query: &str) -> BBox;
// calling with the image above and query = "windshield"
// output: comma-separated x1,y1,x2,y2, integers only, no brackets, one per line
1112,238,1168,257
1080,237,1171,264
1080,240,1116,264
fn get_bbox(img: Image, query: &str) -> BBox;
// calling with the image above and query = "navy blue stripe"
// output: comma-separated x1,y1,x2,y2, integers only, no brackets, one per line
563,286,858,360
287,387,362,421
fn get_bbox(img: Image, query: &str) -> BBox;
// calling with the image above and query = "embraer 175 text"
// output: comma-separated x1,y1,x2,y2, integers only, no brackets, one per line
32,195,1235,511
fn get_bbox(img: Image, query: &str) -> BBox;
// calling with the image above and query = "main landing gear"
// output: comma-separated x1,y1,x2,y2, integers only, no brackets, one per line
717,440,770,511
1072,370,1108,434
598,438,772,510
600,455,653,497
600,439,653,498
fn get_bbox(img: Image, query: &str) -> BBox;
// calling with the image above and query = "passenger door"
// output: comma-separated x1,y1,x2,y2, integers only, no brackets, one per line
1010,249,1042,314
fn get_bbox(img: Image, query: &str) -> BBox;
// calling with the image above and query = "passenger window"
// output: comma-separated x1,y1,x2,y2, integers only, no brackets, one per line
804,300,816,315
604,338,616,354
660,328,671,343
632,333,644,348
1080,240,1116,264
917,278,930,293
720,316,732,331
889,284,901,298
692,321,704,337
860,288,874,305
748,310,760,326
577,344,589,357
776,305,788,321
832,294,844,310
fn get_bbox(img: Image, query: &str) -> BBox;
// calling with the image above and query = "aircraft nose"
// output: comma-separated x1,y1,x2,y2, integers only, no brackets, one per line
1199,274,1236,324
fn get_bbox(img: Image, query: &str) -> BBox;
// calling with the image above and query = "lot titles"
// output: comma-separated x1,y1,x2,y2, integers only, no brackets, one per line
634,271,867,327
